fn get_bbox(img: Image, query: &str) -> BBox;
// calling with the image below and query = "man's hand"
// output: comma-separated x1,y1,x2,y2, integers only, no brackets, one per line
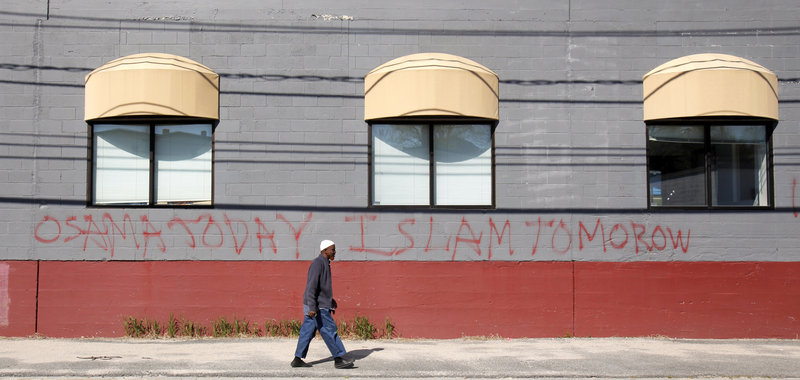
308,310,317,318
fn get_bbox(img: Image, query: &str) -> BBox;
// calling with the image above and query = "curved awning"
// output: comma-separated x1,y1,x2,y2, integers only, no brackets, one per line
643,53,778,121
85,53,219,121
364,53,499,121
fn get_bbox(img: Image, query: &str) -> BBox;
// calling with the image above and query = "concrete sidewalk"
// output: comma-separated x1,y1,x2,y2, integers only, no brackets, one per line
1,337,799,379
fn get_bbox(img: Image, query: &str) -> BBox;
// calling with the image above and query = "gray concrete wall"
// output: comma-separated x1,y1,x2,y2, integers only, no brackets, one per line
2,0,800,262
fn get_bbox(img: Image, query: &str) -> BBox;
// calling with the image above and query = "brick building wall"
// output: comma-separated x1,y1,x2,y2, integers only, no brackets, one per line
1,1,799,338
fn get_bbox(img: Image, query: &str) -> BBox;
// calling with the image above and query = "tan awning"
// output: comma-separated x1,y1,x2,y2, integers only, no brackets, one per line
364,53,499,121
643,53,778,121
85,53,219,121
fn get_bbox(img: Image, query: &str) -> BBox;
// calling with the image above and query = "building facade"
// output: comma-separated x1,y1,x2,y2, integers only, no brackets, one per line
1,1,799,338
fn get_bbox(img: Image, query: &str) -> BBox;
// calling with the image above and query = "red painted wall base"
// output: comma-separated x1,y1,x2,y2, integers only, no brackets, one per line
574,262,800,338
2,260,798,338
0,261,38,337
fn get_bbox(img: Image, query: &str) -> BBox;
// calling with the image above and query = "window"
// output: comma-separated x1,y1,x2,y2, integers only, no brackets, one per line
370,122,494,207
85,54,219,207
647,122,772,208
364,54,499,207
91,122,213,206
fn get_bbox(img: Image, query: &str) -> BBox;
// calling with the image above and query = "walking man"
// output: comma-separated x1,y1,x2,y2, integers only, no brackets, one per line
291,240,355,369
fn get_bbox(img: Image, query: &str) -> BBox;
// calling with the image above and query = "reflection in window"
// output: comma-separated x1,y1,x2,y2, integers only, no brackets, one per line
710,125,768,207
372,124,430,205
92,123,213,206
371,123,493,206
155,125,212,205
647,126,706,206
94,125,150,205
647,124,770,208
434,125,492,205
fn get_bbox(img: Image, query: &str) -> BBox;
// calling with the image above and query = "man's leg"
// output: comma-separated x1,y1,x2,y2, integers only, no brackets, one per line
317,309,347,358
294,313,319,359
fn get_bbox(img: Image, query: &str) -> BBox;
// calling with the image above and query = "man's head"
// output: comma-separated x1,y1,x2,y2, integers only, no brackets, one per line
320,239,336,260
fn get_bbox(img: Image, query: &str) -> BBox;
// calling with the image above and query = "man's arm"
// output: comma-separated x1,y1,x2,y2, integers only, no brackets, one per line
304,258,322,317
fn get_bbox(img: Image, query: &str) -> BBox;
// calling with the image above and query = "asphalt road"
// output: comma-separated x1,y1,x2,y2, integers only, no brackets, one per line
1,337,799,379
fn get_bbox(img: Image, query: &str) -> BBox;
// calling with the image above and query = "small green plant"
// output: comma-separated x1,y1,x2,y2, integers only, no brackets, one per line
234,318,248,336
166,314,179,338
382,317,395,339
232,316,259,336
352,314,377,340
336,315,398,339
264,319,281,337
214,317,235,337
263,318,302,337
124,316,145,337
122,314,391,339
180,318,207,337
285,319,302,336
337,319,351,337
150,320,162,337
123,317,162,338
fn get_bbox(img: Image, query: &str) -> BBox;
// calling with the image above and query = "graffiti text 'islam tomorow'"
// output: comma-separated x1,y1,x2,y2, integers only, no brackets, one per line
33,213,691,259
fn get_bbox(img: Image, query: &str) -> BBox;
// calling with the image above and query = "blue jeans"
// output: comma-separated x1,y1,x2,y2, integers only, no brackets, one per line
294,306,346,359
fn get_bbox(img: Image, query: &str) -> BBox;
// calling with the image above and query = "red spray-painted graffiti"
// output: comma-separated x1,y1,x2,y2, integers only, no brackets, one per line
350,214,690,258
33,212,691,259
34,212,313,258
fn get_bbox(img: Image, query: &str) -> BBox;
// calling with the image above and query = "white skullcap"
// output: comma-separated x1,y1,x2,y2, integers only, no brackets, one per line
320,240,335,251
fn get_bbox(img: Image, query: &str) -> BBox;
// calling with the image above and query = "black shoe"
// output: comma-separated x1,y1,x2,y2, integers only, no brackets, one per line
291,357,311,368
334,356,354,369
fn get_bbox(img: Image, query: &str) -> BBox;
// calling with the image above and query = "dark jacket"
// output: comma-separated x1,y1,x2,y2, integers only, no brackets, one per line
303,253,333,311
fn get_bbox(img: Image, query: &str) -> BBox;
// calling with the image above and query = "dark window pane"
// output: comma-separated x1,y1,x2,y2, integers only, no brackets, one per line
647,126,706,206
710,125,768,206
